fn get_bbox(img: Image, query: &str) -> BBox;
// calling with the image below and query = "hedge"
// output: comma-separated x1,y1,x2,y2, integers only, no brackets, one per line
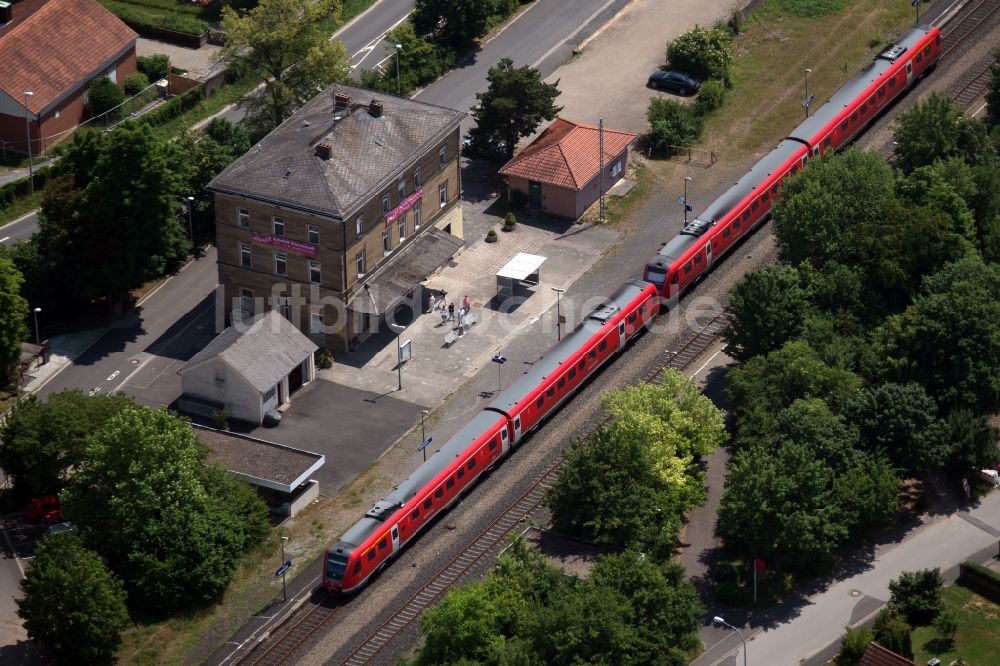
959,560,1000,604
0,166,52,209
98,0,209,36
138,87,205,127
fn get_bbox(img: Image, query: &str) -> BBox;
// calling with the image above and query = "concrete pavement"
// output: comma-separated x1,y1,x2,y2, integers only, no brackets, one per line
694,490,1000,666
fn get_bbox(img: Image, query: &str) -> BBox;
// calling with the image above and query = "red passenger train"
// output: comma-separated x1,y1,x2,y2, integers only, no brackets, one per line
643,25,940,304
324,23,941,594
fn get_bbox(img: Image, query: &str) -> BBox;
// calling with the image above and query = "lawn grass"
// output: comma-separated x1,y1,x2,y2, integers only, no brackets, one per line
150,77,260,141
0,192,43,227
911,582,1000,666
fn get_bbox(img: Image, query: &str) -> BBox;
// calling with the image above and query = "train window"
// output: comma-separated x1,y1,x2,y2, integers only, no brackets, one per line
354,561,362,574
850,112,858,122
536,396,543,408
860,102,866,115
916,53,921,64
878,87,885,98
683,262,692,274
742,209,750,221
368,549,376,561
628,312,637,323
489,438,497,451
568,368,576,380
599,340,607,351
457,468,464,479
771,184,779,196
889,77,896,88
378,538,387,550
435,487,443,499
694,254,702,264
751,200,759,211
671,272,679,284
424,497,433,509
762,192,769,203
588,349,596,360
467,459,476,470
790,165,798,175
734,220,741,230
823,136,832,148
840,120,848,132
446,477,454,489
578,359,585,370
547,387,555,397
923,46,930,57
723,227,730,238
558,377,565,390
411,509,419,520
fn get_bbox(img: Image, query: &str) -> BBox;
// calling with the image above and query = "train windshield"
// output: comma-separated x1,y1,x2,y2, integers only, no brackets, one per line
326,553,348,580
645,266,666,287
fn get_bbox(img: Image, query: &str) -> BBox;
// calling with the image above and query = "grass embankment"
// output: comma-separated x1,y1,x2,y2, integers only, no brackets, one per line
910,582,1000,665
122,0,923,661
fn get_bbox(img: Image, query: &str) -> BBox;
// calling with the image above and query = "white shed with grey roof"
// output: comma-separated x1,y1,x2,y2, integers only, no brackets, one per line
178,311,318,425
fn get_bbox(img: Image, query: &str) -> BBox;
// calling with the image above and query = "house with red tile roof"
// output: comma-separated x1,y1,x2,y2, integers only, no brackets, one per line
498,117,637,220
858,642,916,666
0,0,138,155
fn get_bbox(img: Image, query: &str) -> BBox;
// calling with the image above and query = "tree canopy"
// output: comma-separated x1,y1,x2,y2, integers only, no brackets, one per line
666,25,734,84
988,48,1000,122
221,0,350,136
17,533,129,664
412,0,497,49
0,255,28,383
88,76,124,120
467,57,561,161
724,263,813,362
888,568,944,624
891,92,964,173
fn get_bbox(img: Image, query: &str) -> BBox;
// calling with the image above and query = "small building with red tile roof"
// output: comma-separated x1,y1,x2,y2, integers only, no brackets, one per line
858,642,916,666
0,0,138,155
498,117,637,220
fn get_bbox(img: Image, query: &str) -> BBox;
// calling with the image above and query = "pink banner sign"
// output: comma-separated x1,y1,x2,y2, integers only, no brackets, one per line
385,187,423,225
251,233,316,257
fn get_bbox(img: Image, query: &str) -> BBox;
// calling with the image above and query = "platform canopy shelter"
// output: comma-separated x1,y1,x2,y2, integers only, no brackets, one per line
496,252,546,302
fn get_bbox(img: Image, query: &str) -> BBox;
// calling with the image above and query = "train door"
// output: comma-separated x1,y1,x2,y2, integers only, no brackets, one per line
905,60,913,87
618,322,626,350
705,241,713,269
512,417,522,444
500,427,510,454
391,525,399,552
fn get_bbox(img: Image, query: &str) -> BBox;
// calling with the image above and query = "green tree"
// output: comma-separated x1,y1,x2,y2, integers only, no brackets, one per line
846,382,947,473
725,263,813,362
838,625,874,666
0,390,134,497
418,581,506,663
772,149,896,267
872,608,913,659
694,79,727,115
646,97,703,150
969,162,1000,262
943,409,999,475
889,569,944,624
36,125,189,313
870,256,1000,415
88,76,124,119
198,462,270,551
467,58,561,161
358,24,456,95
203,117,252,156
412,0,495,49
136,53,170,81
62,407,246,612
896,165,977,242
933,606,959,642
892,92,964,173
985,48,1000,122
0,255,28,383
220,0,350,135
666,25,734,84
122,72,150,97
17,533,129,664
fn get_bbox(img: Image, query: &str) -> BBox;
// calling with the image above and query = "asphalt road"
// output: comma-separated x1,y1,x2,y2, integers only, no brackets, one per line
0,211,35,247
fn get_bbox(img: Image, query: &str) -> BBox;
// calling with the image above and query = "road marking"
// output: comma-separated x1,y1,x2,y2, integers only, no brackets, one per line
350,13,410,70
0,237,9,243
112,355,153,393
87,386,102,396
0,522,25,578
690,348,724,380
107,370,120,381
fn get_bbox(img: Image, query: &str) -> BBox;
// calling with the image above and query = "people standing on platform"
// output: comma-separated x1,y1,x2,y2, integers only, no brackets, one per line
448,302,455,322
462,294,471,311
458,306,465,328
439,303,448,325
428,293,437,314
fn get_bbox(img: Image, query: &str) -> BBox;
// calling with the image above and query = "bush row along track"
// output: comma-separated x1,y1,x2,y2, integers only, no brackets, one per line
241,309,730,666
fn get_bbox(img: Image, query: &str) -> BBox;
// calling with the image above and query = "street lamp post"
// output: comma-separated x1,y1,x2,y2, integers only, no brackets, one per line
32,307,41,345
803,68,812,118
280,536,289,602
420,409,429,461
683,176,692,226
184,196,195,241
551,287,565,341
394,44,403,95
713,616,747,666
23,91,34,195
389,322,404,390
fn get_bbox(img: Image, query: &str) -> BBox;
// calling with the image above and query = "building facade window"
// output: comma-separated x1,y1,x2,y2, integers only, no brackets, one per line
356,251,365,277
356,216,364,238
398,215,406,242
414,205,421,229
272,217,285,236
240,242,252,269
274,251,287,276
414,167,421,188
398,179,406,202
383,229,392,255
215,365,225,383
309,260,321,285
238,208,250,228
240,288,254,319
439,182,448,208
438,145,446,168
382,194,390,215
310,310,324,334
308,224,319,244
611,160,622,177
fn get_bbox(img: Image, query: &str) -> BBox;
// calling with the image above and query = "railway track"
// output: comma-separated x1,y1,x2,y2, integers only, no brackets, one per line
939,0,1000,61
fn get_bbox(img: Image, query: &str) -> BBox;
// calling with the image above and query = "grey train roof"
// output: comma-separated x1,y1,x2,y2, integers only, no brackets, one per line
486,280,650,415
335,410,504,549
788,26,932,143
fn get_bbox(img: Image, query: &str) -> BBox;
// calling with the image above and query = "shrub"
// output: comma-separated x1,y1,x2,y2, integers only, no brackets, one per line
138,86,204,127
503,212,517,229
666,26,734,85
316,348,334,369
646,97,703,151
212,408,229,430
89,77,124,119
486,228,498,241
137,53,171,81
510,188,528,209
123,72,150,97
933,606,959,642
888,568,944,624
694,79,726,116
872,609,913,659
838,625,873,666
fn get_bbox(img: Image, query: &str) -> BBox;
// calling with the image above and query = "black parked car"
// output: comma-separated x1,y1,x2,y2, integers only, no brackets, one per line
648,70,700,95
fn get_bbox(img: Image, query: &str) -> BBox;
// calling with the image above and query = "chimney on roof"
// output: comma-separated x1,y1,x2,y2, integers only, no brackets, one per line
368,99,384,118
333,92,350,113
315,143,332,160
